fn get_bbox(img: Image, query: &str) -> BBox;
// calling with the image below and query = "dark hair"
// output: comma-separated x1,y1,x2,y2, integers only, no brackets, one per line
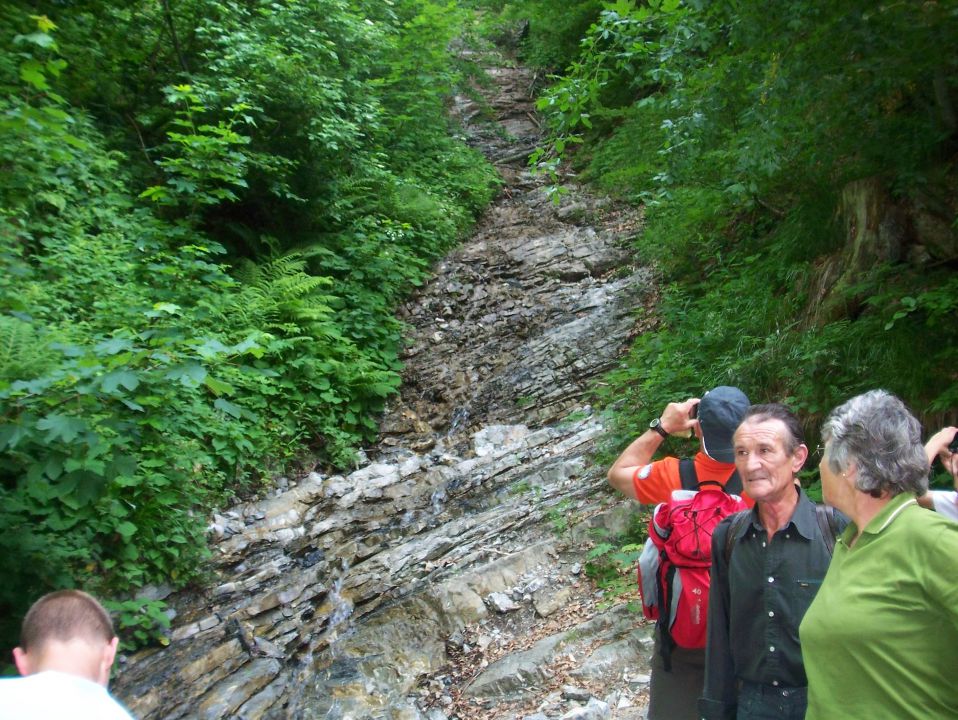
20,590,115,651
741,403,805,454
822,389,928,498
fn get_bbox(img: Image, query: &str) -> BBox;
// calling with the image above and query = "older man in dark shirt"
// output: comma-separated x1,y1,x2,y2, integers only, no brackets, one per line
699,403,846,720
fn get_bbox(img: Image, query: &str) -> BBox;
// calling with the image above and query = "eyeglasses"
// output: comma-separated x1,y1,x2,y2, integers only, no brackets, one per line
811,444,827,459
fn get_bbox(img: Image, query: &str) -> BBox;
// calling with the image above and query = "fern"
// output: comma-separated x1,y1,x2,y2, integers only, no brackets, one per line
0,315,53,383
227,252,336,333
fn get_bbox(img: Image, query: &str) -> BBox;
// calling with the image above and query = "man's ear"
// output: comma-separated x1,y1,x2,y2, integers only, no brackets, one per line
97,636,119,686
792,443,809,473
13,647,34,677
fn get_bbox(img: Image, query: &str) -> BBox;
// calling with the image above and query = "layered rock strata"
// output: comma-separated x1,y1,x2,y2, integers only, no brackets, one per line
113,52,653,720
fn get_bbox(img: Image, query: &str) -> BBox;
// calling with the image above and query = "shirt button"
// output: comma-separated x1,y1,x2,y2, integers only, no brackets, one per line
772,681,779,687
770,645,776,652
768,611,774,617
761,541,766,548
785,533,790,539
768,577,774,583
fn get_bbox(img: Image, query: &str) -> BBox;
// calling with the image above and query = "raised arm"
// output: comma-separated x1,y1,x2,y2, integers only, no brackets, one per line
607,398,699,499
917,426,957,510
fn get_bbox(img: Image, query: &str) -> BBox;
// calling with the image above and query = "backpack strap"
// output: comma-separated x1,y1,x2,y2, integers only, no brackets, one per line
724,469,742,496
723,510,751,566
680,457,742,495
678,458,698,490
657,561,677,672
815,504,840,556
657,458,695,673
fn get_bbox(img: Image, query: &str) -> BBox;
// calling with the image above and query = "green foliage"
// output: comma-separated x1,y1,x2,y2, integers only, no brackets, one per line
105,598,172,648
140,83,294,215
583,512,648,605
545,497,574,535
502,0,604,71
483,0,958,469
0,0,499,659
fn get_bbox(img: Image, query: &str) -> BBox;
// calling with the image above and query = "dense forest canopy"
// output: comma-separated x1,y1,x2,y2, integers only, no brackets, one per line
1,0,956,656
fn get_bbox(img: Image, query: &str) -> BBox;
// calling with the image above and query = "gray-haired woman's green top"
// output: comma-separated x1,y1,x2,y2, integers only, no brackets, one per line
800,493,958,719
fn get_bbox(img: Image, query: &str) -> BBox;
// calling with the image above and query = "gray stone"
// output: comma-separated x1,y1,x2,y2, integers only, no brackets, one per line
561,698,611,720
135,583,174,601
487,591,521,613
533,585,573,618
234,675,287,719
569,633,649,683
195,658,281,720
561,685,592,701
624,672,652,687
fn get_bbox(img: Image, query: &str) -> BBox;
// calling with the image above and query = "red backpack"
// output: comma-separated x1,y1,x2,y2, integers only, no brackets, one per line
637,459,748,667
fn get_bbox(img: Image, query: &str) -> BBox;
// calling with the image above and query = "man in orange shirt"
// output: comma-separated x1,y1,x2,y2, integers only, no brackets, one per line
607,385,751,720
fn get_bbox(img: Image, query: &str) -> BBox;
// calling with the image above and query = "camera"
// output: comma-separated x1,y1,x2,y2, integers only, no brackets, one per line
689,402,699,420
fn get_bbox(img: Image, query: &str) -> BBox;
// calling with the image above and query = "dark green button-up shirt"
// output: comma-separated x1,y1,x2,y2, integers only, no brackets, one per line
698,487,846,720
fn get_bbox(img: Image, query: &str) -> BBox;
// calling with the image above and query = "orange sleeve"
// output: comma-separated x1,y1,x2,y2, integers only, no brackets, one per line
632,456,682,505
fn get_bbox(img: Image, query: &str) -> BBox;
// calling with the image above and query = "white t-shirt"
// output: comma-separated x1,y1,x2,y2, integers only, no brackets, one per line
0,671,134,720
930,489,958,522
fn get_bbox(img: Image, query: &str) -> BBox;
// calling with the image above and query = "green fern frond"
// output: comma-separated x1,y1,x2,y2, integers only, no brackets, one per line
0,315,52,382
223,252,336,333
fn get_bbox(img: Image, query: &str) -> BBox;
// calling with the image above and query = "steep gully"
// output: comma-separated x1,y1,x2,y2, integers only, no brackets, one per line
112,50,659,720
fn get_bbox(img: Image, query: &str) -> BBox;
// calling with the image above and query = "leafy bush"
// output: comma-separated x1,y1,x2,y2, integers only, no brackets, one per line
0,1,499,657
583,512,648,607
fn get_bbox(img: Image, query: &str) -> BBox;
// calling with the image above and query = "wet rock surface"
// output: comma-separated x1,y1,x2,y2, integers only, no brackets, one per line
112,49,655,720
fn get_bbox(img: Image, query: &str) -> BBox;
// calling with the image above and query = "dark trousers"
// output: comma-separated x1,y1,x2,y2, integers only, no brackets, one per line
737,681,807,720
647,633,705,720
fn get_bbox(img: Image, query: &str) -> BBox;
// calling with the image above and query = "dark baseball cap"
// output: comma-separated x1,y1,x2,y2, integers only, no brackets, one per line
699,386,750,463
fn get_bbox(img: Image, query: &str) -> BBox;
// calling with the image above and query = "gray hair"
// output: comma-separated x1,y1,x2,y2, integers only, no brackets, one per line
822,389,928,497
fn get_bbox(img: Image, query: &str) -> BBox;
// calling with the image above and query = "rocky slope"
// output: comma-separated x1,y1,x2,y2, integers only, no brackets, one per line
112,48,658,720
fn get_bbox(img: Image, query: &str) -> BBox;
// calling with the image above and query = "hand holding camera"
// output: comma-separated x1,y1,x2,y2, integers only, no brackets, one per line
656,398,700,438
926,426,958,486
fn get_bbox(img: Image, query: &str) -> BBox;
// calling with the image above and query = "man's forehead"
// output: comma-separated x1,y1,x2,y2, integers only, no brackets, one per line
733,417,788,444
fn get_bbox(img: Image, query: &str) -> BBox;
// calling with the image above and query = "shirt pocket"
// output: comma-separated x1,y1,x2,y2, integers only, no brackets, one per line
793,578,826,614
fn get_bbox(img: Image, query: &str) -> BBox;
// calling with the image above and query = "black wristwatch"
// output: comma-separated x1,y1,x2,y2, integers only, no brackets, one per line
649,418,669,439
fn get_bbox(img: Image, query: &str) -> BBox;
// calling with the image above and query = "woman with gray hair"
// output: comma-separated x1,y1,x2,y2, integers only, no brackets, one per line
799,389,958,719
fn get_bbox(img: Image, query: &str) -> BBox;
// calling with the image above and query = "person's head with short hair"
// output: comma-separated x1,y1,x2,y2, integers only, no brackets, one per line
741,403,806,456
13,590,119,687
698,386,751,463
821,389,928,499
733,402,809,504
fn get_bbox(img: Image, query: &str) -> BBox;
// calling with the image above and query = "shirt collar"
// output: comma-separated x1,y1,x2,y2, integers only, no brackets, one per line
858,492,917,537
738,485,817,540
